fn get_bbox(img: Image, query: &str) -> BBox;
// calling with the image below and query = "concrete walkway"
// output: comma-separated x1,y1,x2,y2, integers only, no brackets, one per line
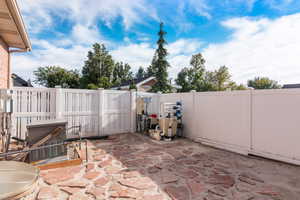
37,133,300,200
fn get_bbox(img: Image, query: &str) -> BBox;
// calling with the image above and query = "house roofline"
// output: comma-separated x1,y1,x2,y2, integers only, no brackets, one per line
6,0,31,51
135,76,156,87
111,76,157,90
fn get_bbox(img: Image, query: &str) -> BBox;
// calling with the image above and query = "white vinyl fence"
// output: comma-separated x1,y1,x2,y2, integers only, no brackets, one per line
159,89,300,165
9,86,300,165
11,87,136,139
12,88,56,139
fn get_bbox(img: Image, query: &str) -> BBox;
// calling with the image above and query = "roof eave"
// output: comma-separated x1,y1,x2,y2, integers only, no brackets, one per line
136,76,156,87
6,0,31,51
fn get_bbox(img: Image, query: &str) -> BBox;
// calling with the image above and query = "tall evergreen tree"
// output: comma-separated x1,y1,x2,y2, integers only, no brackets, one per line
81,43,115,89
150,22,171,93
146,52,158,77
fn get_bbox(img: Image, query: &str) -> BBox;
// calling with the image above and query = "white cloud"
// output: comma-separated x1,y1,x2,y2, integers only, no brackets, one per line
111,43,155,72
202,13,300,84
186,0,258,20
11,40,90,81
18,0,158,32
188,0,212,19
167,39,202,56
71,25,103,45
169,55,192,80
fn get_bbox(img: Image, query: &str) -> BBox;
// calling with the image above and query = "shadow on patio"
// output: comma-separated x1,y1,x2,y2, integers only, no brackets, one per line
38,133,300,200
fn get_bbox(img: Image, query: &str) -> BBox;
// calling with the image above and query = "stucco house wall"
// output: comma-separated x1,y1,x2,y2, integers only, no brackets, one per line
0,37,9,89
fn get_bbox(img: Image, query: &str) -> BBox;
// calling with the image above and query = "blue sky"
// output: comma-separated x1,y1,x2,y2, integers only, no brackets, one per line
13,0,300,84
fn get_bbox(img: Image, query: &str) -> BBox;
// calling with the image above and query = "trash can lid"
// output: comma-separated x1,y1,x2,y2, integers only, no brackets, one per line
27,119,68,128
0,161,39,200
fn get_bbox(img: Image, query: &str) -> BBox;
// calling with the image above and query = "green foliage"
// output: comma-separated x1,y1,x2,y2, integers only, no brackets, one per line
214,66,231,91
135,66,146,80
228,82,247,90
129,80,137,90
98,77,111,89
35,43,134,90
176,54,247,92
201,71,217,91
247,77,281,89
150,22,171,93
146,53,158,77
176,67,190,92
112,62,133,87
188,53,206,91
81,43,115,89
202,66,247,91
86,83,99,90
80,43,133,89
34,66,80,88
175,53,206,92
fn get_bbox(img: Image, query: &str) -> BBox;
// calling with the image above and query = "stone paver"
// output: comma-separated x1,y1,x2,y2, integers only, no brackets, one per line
37,186,59,200
37,133,300,200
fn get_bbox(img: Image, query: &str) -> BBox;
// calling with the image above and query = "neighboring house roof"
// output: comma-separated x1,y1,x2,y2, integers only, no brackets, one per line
282,84,300,89
0,0,31,51
12,73,32,87
112,76,157,90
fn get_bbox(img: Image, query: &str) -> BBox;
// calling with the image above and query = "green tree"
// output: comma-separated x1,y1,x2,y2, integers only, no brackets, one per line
176,53,247,92
227,81,247,91
150,22,171,93
146,53,158,77
175,67,190,92
247,77,281,89
202,66,247,91
214,66,231,91
129,80,137,90
112,62,133,87
202,71,217,91
81,43,115,89
188,53,206,91
135,66,146,80
34,66,80,88
175,53,206,92
201,66,232,91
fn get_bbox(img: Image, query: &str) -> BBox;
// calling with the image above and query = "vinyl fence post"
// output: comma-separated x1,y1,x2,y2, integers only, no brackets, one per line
130,89,136,133
157,91,162,117
190,90,196,138
98,88,104,136
249,88,254,151
55,86,63,119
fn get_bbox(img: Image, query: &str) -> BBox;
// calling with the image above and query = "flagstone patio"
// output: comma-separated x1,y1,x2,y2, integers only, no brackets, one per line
36,133,300,200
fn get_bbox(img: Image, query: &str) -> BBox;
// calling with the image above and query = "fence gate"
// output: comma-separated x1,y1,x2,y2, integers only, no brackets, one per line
60,89,99,138
101,90,132,136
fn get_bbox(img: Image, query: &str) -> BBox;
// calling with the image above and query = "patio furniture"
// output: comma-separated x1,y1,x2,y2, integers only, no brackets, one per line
0,161,39,200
